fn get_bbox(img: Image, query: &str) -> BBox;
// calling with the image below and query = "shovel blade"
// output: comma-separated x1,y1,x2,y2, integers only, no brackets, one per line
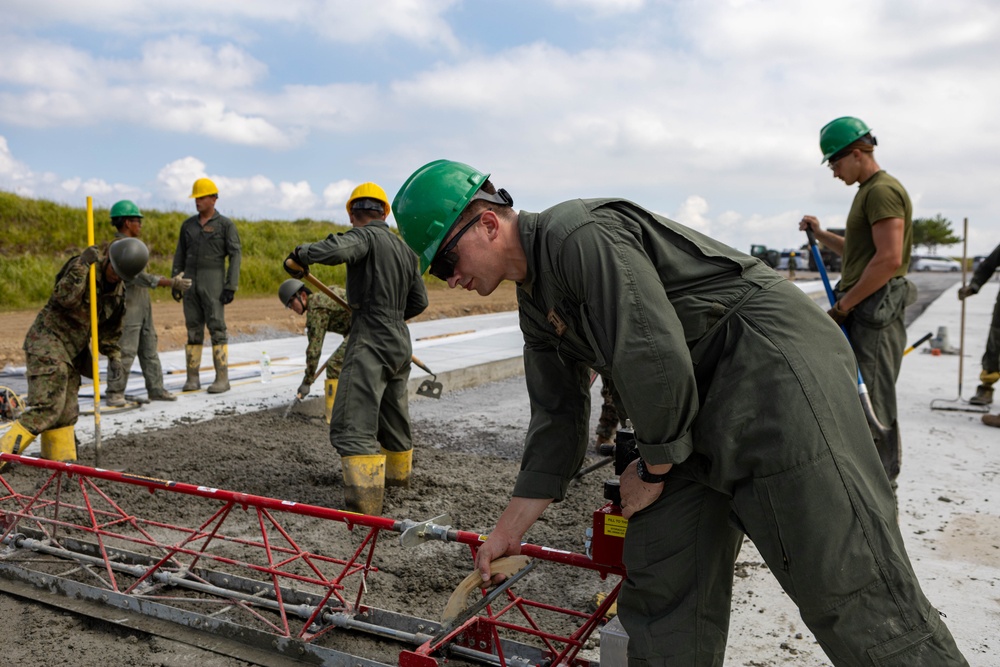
416,379,443,399
930,398,990,413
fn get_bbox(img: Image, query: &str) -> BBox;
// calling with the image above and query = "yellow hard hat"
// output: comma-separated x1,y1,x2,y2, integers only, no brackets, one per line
346,182,390,217
190,177,219,199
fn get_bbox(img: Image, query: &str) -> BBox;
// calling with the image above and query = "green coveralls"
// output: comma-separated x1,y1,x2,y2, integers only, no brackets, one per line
834,171,914,483
298,222,428,456
512,199,966,666
304,289,352,382
107,232,167,396
968,242,1000,376
171,211,241,346
21,255,125,433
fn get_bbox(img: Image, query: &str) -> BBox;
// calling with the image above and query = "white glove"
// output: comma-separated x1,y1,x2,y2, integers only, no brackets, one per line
171,272,192,292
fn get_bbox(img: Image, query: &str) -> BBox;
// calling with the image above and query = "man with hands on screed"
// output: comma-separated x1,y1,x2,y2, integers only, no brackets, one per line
392,159,966,666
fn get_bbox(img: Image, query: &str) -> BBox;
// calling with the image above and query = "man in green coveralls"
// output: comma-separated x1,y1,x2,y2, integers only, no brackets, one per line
278,279,351,423
799,117,915,491
105,200,192,407
393,160,967,666
172,177,242,394
1,239,149,469
284,182,427,515
958,240,1000,424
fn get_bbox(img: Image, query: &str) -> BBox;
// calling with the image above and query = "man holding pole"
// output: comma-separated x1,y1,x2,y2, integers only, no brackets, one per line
1,239,148,469
799,116,915,490
283,182,427,516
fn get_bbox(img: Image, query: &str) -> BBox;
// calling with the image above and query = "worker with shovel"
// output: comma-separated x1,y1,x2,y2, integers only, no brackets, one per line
105,200,192,407
1,239,148,470
393,160,967,667
799,116,916,492
958,240,1000,425
284,182,428,515
278,279,351,423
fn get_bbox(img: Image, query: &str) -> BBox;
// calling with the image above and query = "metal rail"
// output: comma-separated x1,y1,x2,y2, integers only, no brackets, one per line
0,453,624,667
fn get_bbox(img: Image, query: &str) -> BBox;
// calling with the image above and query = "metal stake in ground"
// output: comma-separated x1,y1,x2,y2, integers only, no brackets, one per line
284,258,444,399
931,217,989,413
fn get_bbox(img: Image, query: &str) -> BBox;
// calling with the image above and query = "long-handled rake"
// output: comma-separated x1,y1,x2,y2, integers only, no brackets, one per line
931,218,989,413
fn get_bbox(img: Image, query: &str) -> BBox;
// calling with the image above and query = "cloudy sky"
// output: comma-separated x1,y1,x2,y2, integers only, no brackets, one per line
2,0,999,256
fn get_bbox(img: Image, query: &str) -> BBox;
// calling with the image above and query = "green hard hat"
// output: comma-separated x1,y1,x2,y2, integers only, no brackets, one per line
109,200,143,220
819,116,872,163
278,279,306,307
392,160,491,275
108,237,149,282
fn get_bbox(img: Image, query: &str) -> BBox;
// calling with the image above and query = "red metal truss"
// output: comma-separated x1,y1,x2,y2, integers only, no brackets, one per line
0,453,625,667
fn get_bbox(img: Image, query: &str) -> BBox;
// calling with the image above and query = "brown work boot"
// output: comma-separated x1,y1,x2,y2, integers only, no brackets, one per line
105,392,126,408
982,413,1000,428
970,384,994,406
148,388,177,401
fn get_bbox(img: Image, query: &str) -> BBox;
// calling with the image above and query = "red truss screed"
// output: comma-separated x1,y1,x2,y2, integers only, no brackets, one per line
0,453,626,667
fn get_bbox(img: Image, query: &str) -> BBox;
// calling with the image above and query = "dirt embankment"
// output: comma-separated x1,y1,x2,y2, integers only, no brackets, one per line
0,283,519,370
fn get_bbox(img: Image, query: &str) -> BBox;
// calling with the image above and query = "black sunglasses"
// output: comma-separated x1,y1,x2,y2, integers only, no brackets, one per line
429,213,484,281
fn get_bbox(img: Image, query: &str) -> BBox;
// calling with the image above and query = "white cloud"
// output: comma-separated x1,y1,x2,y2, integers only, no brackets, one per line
323,180,356,212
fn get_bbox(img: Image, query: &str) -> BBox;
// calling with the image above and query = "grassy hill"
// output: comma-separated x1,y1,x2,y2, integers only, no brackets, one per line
0,191,366,310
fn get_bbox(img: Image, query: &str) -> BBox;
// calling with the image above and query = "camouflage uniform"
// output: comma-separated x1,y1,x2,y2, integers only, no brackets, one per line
107,231,168,396
304,288,352,383
595,376,624,442
21,253,126,434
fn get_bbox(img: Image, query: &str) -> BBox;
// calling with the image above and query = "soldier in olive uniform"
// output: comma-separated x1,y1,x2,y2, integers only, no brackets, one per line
1,239,149,469
958,240,1000,424
393,160,967,667
284,182,427,516
278,279,351,423
105,200,192,406
799,117,916,491
172,178,242,394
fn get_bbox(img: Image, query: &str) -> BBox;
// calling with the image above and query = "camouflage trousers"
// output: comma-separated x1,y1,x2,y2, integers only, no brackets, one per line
324,338,349,380
595,377,623,440
20,353,81,434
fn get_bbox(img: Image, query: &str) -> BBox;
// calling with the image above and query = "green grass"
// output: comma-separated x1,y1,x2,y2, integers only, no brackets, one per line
0,191,436,310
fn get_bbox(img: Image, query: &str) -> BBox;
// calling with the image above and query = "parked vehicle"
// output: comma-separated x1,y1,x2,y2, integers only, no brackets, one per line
750,244,780,268
911,255,961,272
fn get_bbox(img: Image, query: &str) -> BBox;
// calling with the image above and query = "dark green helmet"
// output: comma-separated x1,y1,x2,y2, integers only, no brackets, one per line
819,117,873,163
109,200,143,221
278,279,306,307
108,237,149,281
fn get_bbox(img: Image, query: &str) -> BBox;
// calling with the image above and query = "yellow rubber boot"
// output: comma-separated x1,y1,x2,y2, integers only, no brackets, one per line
183,344,202,392
0,421,37,473
40,425,77,463
382,448,412,488
324,379,338,424
341,454,386,516
207,344,230,394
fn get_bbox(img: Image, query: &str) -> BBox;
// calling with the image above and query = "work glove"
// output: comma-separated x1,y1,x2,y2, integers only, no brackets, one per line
220,289,235,305
958,284,979,300
297,381,312,398
827,301,852,325
80,245,101,266
171,272,192,293
107,356,125,386
284,246,310,279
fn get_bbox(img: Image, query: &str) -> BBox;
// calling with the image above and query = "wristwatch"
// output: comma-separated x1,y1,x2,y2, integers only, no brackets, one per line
635,458,669,484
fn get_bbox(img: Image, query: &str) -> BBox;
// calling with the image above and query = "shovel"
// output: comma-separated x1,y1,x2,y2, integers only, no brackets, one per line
930,218,988,413
285,258,444,399
282,355,335,419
